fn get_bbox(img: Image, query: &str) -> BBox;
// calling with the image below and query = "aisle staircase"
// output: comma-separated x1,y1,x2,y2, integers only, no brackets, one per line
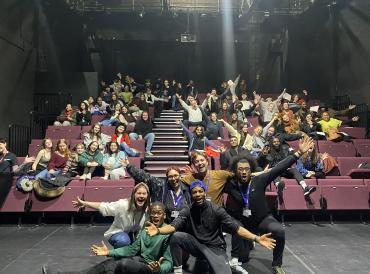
144,110,189,177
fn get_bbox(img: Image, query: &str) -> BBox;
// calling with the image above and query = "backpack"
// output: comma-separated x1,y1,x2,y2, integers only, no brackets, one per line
16,176,36,192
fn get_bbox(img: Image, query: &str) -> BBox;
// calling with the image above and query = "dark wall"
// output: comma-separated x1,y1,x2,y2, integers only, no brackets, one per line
286,0,370,106
0,0,36,138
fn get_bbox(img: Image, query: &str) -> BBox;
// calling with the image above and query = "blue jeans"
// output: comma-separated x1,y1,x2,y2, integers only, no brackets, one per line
35,169,61,180
129,132,155,152
108,232,132,249
100,118,118,126
120,142,140,157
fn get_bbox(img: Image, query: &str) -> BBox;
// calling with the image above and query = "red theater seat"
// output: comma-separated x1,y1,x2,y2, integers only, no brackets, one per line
337,157,370,178
339,127,366,139
273,179,321,211
318,179,368,210
91,115,105,124
45,126,82,140
355,144,370,157
318,142,356,157
84,179,135,211
0,178,30,212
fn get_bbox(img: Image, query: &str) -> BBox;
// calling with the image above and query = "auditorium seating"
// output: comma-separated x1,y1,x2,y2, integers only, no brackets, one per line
318,179,368,210
45,126,82,140
337,157,370,179
0,178,30,213
318,142,357,157
339,127,366,139
274,179,321,211
30,180,85,212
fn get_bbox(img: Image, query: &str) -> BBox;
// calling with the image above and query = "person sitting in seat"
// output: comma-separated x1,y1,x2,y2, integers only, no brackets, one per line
78,141,103,180
101,141,127,180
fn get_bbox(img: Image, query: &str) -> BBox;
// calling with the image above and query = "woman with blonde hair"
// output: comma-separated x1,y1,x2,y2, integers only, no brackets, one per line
72,182,150,249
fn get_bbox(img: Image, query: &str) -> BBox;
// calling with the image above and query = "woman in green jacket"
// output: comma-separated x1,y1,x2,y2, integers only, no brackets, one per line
78,141,103,180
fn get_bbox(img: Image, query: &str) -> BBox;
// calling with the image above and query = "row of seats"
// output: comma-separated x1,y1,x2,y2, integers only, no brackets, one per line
2,177,369,213
270,178,370,211
28,139,146,157
286,140,370,157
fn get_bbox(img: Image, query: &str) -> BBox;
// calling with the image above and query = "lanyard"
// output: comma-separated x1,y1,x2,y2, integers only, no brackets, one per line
170,190,182,209
239,184,250,208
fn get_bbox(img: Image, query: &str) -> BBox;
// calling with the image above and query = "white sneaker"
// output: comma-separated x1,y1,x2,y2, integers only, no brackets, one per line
86,173,92,180
79,174,86,180
230,264,249,274
145,151,154,156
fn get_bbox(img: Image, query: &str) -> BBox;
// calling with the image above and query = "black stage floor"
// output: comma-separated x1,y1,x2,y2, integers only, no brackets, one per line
0,223,369,274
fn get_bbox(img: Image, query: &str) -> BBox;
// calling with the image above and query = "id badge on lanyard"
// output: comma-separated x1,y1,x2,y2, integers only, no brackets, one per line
240,184,251,218
170,191,181,218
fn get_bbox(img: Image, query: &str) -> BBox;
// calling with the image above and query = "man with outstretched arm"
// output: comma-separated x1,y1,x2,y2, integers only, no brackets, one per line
224,137,315,274
146,180,276,274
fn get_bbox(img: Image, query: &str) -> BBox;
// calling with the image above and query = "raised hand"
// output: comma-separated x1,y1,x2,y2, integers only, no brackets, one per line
256,233,276,250
181,165,194,174
145,221,159,237
298,137,314,155
352,116,359,122
148,257,164,272
72,196,85,209
348,104,356,110
91,241,109,256
219,146,226,153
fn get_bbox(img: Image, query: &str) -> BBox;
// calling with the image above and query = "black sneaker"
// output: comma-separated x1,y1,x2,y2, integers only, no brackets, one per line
303,186,317,197
272,265,286,274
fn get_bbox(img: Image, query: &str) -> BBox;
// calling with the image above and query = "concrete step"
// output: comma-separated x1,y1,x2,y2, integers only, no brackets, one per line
153,128,183,132
153,140,188,145
145,173,166,178
151,149,187,154
154,117,182,122
153,132,183,135
155,136,184,140
145,161,189,165
151,145,188,150
145,156,189,161
159,115,184,118
154,124,182,128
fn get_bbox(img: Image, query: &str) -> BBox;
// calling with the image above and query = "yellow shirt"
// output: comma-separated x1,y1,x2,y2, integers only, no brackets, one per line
318,118,342,133
181,170,234,206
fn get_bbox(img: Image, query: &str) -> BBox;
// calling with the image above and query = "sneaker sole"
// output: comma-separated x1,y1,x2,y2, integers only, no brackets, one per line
304,187,317,197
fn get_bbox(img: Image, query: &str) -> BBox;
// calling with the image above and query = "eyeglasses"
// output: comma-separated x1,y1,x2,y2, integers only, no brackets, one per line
237,167,251,172
168,175,179,179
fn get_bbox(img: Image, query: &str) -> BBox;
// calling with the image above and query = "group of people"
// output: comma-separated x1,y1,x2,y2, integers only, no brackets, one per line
41,137,317,274
7,73,360,274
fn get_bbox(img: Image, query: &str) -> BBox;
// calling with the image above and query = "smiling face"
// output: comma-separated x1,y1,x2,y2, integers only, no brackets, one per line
117,125,125,134
254,126,262,136
75,144,85,155
142,112,149,121
195,126,203,136
230,136,238,148
167,169,180,190
193,154,208,174
89,141,99,152
134,186,149,208
93,124,101,134
210,113,217,122
322,112,330,122
57,141,67,153
149,205,165,227
272,137,281,149
191,186,206,206
109,142,119,153
236,161,251,184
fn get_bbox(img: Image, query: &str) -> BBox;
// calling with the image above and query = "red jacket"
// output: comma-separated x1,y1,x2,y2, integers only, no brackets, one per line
111,133,131,146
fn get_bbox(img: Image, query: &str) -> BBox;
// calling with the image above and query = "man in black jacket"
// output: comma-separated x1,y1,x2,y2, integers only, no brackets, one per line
223,137,315,274
220,136,251,170
146,180,276,274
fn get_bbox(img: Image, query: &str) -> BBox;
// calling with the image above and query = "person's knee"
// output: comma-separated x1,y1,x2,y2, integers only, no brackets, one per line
170,232,186,246
272,226,285,239
115,259,130,273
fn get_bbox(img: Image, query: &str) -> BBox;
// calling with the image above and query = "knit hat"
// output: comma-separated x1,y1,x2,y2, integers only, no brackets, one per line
189,180,208,192
134,182,150,194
